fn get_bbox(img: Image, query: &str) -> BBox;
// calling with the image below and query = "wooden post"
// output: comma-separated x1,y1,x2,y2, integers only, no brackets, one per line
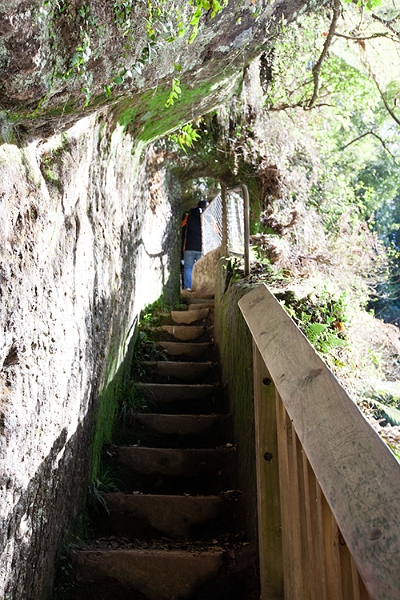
221,183,228,255
253,341,284,599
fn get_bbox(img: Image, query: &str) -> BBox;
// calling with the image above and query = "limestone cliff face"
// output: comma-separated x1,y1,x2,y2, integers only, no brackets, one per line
0,0,316,138
0,117,181,599
0,1,326,598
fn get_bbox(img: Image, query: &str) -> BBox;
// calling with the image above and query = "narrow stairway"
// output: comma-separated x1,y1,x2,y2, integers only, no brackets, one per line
71,292,258,600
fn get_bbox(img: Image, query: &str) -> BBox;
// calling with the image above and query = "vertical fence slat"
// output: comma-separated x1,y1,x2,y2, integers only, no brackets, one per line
276,395,294,599
305,459,329,600
289,427,306,599
322,492,344,600
339,527,358,600
350,555,362,600
221,184,228,254
351,555,370,600
302,451,319,600
252,342,283,599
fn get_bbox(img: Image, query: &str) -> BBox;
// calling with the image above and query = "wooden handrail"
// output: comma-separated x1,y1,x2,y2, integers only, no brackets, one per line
239,284,400,600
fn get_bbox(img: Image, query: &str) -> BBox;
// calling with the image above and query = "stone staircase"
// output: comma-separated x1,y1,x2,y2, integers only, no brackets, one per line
71,292,258,600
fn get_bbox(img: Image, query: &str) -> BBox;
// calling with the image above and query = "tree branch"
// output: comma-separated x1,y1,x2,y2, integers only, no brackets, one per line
371,71,400,127
268,101,334,112
335,31,399,42
371,11,400,37
340,129,399,164
339,130,374,149
308,0,341,109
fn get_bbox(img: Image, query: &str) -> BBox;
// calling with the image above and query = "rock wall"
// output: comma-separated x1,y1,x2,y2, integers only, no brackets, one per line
0,114,181,599
0,0,319,139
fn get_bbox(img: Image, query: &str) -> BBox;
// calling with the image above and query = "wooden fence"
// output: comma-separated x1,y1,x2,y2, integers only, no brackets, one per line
239,284,400,600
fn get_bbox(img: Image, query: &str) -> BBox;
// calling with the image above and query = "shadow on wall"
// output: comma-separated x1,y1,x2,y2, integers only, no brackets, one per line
1,422,88,600
0,135,182,600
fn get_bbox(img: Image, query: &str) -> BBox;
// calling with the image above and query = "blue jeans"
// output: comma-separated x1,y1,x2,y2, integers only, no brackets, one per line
183,250,202,289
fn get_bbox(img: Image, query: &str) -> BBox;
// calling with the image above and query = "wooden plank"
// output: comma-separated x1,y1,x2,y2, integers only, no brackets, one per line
351,556,371,600
322,496,343,600
315,481,329,600
288,425,306,599
302,451,319,600
339,526,356,600
252,342,284,599
276,395,294,599
351,554,362,600
239,284,399,600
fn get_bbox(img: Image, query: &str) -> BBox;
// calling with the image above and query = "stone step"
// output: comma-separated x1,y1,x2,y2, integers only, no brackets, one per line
109,446,238,496
138,361,218,382
113,446,236,479
93,492,226,540
157,341,213,359
188,303,215,311
110,446,237,494
119,413,232,448
186,297,215,305
170,308,209,324
136,383,217,402
134,413,229,437
160,324,208,341
74,546,224,600
181,290,214,300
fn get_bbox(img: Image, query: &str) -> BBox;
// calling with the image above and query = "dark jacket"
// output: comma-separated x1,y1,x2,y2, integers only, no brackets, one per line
182,207,202,252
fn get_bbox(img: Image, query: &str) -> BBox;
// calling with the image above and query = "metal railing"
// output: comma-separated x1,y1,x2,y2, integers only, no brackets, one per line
239,284,400,600
202,184,250,275
202,193,223,255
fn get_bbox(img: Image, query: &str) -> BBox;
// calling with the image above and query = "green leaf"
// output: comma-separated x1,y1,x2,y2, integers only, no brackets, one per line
306,322,327,343
104,85,113,97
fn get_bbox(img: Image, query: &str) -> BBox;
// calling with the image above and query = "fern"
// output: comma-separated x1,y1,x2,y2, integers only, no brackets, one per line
305,322,327,344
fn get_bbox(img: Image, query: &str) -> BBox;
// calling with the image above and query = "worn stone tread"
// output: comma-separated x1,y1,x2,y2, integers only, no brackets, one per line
134,413,228,436
138,361,217,381
135,382,217,402
170,309,209,324
98,492,225,539
75,547,224,600
157,341,212,358
180,291,214,300
113,446,237,478
160,325,207,341
185,297,215,305
187,303,215,311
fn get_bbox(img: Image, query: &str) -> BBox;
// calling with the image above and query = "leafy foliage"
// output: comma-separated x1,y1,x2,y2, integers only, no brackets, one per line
188,0,227,43
343,0,383,9
279,286,349,360
169,122,201,150
165,74,182,108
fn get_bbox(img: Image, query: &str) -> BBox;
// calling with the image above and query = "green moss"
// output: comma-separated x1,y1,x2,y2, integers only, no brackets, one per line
89,325,138,480
115,73,239,143
89,365,120,480
214,261,258,545
117,102,138,130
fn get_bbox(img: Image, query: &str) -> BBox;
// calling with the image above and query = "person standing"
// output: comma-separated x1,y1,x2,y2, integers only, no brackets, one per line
181,199,209,290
